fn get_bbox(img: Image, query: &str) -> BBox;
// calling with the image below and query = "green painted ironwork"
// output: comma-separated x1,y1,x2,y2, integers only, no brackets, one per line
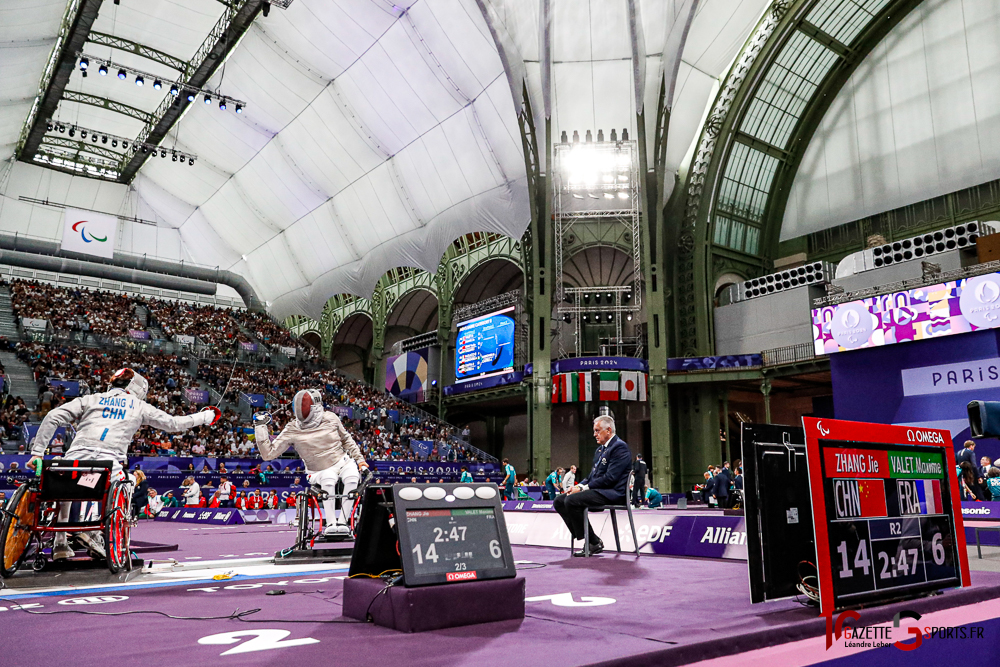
88,32,188,72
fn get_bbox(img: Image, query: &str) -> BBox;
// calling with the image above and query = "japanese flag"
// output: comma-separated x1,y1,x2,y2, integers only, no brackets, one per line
620,371,639,401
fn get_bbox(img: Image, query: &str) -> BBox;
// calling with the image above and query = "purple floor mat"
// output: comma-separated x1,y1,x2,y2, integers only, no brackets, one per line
3,529,999,667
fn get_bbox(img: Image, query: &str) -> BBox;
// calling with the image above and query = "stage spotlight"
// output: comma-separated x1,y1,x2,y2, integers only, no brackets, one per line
560,130,568,143
607,292,613,301
623,291,631,303
91,134,98,142
597,129,604,142
219,100,227,111
101,135,107,144
79,58,89,71
160,149,166,158
170,84,179,96
626,313,633,321
122,141,128,149
585,130,593,143
111,139,117,147
594,293,601,304
141,146,148,154
188,158,194,165
153,79,162,90
235,104,243,114
135,75,144,86
59,124,65,133
582,314,589,323
98,64,108,76
605,313,613,322
186,92,196,102
68,127,75,137
80,130,87,139
583,293,591,304
172,153,178,162
204,94,212,105
117,69,127,80
46,122,52,131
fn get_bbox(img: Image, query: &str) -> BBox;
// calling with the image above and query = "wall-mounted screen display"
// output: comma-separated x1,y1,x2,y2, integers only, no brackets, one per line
812,272,1000,355
455,306,515,383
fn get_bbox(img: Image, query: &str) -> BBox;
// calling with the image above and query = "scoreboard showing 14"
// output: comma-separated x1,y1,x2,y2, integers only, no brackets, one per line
802,417,970,615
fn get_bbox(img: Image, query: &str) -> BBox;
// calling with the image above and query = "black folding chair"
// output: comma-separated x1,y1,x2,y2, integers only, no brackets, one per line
569,470,640,557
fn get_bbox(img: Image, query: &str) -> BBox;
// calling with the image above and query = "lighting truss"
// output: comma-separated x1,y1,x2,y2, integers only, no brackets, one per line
77,53,247,112
45,120,198,164
33,147,121,181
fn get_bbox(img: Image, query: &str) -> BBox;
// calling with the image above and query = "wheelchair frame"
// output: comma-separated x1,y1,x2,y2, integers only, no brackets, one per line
1,462,134,577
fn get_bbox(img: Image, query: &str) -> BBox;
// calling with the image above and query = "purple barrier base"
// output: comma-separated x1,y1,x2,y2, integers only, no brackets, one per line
153,508,244,525
343,576,525,632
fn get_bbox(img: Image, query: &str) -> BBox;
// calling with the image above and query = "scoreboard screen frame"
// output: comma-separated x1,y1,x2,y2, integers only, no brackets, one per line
393,483,517,587
454,306,517,384
802,417,971,615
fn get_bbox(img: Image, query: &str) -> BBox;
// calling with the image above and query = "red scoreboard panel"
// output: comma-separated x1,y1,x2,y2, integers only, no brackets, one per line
802,417,971,615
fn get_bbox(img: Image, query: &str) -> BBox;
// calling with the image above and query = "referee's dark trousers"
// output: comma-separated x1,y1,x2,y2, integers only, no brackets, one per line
554,490,608,543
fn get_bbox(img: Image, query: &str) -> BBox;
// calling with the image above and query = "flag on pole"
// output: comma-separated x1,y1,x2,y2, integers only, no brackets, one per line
620,371,639,400
579,372,593,401
599,371,619,401
61,208,117,259
639,373,647,401
551,378,560,403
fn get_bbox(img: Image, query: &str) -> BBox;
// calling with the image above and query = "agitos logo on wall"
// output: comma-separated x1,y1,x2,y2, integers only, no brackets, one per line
60,208,117,259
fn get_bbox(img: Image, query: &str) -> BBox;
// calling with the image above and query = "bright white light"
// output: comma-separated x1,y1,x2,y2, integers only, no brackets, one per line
618,191,628,199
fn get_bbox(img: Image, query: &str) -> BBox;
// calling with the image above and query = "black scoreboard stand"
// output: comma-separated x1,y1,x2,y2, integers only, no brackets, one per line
742,424,818,604
343,483,525,632
801,417,971,616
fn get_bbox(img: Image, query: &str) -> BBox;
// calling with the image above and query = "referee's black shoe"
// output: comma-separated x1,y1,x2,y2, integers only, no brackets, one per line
573,539,604,557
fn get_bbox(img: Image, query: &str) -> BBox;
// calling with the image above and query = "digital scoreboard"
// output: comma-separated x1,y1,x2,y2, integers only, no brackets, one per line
455,306,516,383
802,417,970,614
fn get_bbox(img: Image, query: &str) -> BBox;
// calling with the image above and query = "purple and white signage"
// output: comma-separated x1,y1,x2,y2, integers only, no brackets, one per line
812,271,1000,355
129,329,151,340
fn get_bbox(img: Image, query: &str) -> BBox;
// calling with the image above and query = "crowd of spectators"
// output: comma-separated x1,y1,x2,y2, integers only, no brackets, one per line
233,310,298,349
10,279,142,338
144,298,255,358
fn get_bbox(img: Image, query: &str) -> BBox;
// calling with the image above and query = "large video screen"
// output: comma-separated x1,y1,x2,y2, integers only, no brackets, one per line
455,306,515,383
812,271,1000,355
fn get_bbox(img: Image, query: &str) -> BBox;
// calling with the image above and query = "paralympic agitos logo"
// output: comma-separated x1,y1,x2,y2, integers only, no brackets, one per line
71,220,108,244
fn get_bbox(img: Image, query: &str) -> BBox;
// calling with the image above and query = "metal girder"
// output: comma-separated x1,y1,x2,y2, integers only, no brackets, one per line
40,135,122,163
120,0,265,183
62,90,153,124
16,0,103,162
88,32,188,72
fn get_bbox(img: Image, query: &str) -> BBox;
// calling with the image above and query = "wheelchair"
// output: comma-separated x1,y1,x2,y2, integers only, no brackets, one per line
291,468,373,550
1,460,134,577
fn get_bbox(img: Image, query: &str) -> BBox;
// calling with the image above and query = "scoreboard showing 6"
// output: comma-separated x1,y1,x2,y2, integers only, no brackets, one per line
803,418,970,615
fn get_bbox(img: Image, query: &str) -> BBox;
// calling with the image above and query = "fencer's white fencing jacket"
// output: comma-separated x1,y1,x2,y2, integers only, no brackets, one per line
255,411,365,474
31,388,215,463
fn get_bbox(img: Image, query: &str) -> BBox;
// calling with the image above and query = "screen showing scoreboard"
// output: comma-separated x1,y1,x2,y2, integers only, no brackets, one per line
455,306,516,383
803,417,970,614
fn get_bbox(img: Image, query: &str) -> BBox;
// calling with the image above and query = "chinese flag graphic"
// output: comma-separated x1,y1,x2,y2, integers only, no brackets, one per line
858,479,887,517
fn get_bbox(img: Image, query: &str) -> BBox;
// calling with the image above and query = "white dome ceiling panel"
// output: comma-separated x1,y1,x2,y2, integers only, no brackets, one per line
550,0,630,62
133,173,197,227
227,143,329,229
552,61,635,138
276,209,358,280
171,108,269,178
476,77,527,173
683,0,770,77
782,0,1000,240
410,0,508,93
198,184,282,253
139,152,231,209
118,220,182,261
177,208,243,268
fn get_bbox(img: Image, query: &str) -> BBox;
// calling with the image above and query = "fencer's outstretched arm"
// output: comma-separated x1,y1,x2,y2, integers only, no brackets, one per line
140,403,216,432
31,398,87,456
254,421,293,461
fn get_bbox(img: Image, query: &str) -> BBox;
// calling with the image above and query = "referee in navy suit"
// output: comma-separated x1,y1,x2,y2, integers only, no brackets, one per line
554,415,632,556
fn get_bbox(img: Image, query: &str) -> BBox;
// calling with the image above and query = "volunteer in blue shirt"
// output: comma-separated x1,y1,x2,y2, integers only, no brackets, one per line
460,466,474,483
544,467,564,500
501,458,516,500
645,487,662,508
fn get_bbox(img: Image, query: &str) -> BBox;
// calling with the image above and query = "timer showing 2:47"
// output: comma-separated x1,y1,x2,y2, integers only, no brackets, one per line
834,533,946,587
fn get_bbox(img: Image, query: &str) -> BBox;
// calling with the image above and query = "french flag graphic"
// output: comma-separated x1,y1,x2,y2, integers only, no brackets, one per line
915,479,943,515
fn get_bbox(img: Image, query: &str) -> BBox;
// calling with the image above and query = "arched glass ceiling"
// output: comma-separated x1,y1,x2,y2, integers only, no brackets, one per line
707,0,896,257
782,0,1000,239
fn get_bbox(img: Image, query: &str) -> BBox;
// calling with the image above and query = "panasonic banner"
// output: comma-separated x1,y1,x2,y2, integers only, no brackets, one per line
61,208,117,259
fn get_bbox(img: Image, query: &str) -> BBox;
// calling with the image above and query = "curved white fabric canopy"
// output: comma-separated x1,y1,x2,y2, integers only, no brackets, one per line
782,0,1000,240
0,0,777,320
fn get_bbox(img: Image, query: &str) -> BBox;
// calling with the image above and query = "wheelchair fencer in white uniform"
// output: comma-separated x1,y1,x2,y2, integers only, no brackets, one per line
253,389,369,536
27,368,221,559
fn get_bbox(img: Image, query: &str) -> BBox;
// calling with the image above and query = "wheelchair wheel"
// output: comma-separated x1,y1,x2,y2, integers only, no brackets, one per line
295,493,323,549
1,485,37,578
103,481,132,574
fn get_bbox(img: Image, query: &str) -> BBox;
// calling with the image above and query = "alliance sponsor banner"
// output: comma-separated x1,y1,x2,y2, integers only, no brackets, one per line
61,208,117,259
502,509,748,560
666,355,762,371
813,271,1000,355
154,508,244,525
129,330,151,340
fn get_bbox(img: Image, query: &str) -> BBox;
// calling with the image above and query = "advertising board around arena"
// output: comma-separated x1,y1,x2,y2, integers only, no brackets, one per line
128,330,151,340
22,318,49,331
502,509,748,560
184,388,210,405
174,334,196,345
154,508,245,525
280,346,296,357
